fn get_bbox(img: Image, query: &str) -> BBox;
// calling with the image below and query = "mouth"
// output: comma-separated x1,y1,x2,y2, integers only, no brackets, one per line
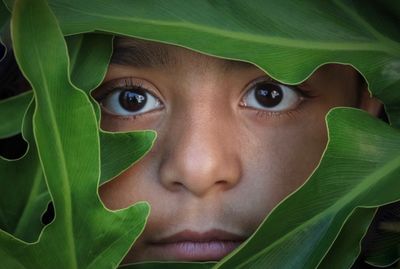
149,229,246,261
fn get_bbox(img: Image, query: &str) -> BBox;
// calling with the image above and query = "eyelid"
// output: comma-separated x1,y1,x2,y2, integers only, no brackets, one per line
241,76,313,101
93,77,164,103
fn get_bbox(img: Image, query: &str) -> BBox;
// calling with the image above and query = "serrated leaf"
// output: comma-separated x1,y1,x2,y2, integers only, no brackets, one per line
1,1,400,268
64,32,157,188
0,99,49,242
0,0,149,268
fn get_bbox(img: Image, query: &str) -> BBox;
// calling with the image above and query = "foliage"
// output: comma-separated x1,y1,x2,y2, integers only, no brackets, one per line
0,0,399,268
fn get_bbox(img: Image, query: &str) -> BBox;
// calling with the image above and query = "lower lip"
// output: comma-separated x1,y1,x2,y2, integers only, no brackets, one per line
151,240,242,261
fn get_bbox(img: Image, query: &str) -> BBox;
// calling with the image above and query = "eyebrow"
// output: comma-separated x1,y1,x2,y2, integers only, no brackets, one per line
111,37,172,68
111,36,254,71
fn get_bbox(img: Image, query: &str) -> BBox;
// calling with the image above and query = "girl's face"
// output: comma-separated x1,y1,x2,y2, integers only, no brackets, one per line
95,37,379,263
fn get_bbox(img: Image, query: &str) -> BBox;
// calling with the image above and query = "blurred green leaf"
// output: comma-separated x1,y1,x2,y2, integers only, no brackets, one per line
0,0,149,268
2,0,12,11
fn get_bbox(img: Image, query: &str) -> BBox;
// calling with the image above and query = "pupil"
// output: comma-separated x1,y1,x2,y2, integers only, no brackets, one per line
119,88,147,112
254,83,283,108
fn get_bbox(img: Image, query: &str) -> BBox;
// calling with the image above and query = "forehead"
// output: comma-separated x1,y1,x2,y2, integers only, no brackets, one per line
112,36,255,71
111,36,358,84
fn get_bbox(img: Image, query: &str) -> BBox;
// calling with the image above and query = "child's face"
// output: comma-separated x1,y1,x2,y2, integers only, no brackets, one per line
95,37,377,263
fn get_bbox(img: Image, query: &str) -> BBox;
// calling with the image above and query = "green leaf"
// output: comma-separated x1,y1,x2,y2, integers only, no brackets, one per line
48,0,400,126
64,32,158,186
0,0,149,268
2,1,400,268
318,208,377,269
214,108,400,269
65,33,112,123
0,99,49,242
100,131,156,184
0,91,32,139
67,33,112,94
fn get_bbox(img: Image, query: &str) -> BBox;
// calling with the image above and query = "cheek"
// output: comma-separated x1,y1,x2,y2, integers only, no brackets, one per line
240,111,328,213
98,151,161,209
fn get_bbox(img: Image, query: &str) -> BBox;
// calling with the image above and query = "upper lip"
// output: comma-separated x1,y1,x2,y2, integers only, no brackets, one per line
152,229,247,244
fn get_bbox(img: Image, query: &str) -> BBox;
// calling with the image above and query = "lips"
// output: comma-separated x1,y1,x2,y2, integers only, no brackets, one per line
149,229,246,261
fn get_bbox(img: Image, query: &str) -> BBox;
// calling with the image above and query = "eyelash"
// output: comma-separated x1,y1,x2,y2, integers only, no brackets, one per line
94,76,314,121
96,79,146,99
239,77,314,119
244,76,314,98
254,105,304,120
93,78,163,120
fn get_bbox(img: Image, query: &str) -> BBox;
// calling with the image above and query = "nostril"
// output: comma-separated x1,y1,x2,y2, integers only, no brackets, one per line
170,181,184,191
216,180,233,191
216,180,227,185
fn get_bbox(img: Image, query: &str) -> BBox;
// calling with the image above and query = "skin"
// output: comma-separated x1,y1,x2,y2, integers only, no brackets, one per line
95,37,381,263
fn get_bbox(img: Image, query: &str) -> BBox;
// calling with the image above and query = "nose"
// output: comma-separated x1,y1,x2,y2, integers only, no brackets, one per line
159,104,242,197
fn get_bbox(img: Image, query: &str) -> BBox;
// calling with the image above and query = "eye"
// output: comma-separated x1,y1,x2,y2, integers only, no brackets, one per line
100,85,163,116
241,80,302,112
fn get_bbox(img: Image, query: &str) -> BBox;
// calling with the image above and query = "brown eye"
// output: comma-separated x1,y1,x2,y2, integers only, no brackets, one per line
242,81,301,112
119,88,147,112
101,86,162,116
254,83,283,108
